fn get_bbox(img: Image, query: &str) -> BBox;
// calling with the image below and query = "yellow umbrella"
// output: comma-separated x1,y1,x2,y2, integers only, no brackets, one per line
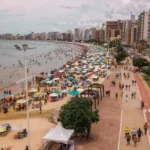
0,127,6,133
35,92,41,95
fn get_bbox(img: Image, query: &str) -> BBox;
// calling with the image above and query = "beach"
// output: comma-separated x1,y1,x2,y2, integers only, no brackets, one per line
0,43,113,150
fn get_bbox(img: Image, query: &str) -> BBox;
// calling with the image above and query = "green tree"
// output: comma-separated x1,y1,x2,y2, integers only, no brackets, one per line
142,65,150,78
59,97,99,138
133,58,149,70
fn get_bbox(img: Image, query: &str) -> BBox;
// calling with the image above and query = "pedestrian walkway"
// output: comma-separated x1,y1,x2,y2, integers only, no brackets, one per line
119,69,149,150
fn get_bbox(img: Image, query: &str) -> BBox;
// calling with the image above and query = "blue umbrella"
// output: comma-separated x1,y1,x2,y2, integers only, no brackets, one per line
61,81,67,85
82,81,88,85
54,90,61,94
68,90,79,96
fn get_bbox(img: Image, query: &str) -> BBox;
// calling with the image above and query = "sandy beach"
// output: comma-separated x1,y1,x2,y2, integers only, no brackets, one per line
0,43,113,150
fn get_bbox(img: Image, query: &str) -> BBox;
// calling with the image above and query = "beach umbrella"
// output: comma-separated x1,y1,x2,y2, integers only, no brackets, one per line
61,89,67,93
77,88,84,92
5,95,11,101
53,78,59,81
54,90,61,95
0,127,6,133
59,70,64,73
73,84,79,88
2,94,9,99
82,81,88,85
29,88,37,93
61,81,67,85
50,93,58,97
68,90,79,96
46,80,54,84
47,74,52,78
40,80,45,84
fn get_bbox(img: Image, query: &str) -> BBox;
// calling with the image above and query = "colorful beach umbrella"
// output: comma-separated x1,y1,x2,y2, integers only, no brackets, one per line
68,90,79,96
0,127,6,133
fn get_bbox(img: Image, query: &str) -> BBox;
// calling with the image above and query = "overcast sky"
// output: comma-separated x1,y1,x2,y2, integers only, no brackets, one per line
0,0,150,34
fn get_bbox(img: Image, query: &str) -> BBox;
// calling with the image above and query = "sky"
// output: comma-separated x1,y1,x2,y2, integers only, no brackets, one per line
0,0,150,34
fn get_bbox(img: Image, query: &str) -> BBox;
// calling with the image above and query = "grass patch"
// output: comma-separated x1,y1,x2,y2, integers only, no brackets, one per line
142,74,150,88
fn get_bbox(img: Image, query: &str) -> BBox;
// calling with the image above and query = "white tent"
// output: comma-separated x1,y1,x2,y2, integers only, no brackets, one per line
43,123,74,144
49,93,58,97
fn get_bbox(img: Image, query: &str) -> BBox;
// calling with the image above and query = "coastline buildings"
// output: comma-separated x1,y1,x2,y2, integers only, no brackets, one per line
138,10,150,41
0,9,150,48
121,13,137,46
105,20,122,41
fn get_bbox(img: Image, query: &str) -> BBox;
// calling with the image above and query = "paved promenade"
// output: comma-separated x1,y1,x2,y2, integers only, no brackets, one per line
119,69,150,150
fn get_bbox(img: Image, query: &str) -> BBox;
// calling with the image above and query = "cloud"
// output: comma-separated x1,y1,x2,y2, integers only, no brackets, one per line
0,0,149,34
60,5,77,9
0,9,12,12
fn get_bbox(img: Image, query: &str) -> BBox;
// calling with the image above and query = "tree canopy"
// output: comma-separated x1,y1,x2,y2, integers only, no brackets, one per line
114,45,128,63
59,97,99,136
142,65,150,78
133,58,149,70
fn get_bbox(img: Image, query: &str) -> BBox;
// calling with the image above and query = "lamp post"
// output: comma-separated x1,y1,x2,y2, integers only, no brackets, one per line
22,44,30,150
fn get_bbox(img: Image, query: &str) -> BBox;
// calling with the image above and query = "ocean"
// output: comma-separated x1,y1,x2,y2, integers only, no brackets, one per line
0,40,82,90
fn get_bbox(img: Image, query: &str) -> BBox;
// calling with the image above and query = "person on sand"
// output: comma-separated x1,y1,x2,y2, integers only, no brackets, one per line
25,145,28,150
115,92,118,100
144,122,148,135
39,101,42,114
125,94,128,102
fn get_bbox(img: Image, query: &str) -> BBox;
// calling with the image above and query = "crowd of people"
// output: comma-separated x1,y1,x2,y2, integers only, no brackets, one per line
125,122,148,146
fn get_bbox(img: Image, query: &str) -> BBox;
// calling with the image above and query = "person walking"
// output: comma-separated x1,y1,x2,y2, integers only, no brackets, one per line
115,92,118,100
25,145,28,150
125,127,130,138
126,133,131,146
125,94,128,102
144,122,148,135
131,128,137,140
137,128,143,142
39,101,42,114
133,135,138,147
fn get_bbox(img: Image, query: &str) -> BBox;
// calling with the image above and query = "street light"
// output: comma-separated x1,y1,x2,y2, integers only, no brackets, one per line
23,44,31,150
15,44,31,149
22,44,31,150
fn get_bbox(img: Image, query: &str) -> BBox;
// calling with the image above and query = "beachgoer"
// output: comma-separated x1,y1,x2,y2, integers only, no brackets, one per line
25,146,28,150
137,128,143,142
126,134,131,146
144,122,148,135
125,94,128,102
131,128,137,140
133,135,138,146
115,92,118,100
125,127,130,138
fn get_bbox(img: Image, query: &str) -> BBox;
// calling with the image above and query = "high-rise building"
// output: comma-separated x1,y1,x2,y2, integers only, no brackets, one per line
84,29,90,41
121,13,137,45
89,28,96,40
138,10,150,41
130,25,138,46
74,28,81,41
105,20,122,41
